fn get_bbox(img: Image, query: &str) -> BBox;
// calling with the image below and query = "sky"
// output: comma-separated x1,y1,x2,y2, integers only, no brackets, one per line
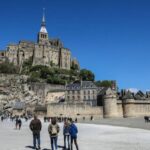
0,0,150,91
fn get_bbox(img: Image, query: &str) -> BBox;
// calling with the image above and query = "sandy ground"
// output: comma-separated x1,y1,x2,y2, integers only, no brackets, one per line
1,118,150,150
79,117,150,130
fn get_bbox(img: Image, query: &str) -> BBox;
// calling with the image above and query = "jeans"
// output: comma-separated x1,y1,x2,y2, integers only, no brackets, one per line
50,136,58,150
64,135,70,149
71,136,79,150
33,133,40,148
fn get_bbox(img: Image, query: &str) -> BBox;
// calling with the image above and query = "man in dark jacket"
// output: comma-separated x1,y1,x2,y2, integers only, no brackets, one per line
69,119,79,150
29,115,42,149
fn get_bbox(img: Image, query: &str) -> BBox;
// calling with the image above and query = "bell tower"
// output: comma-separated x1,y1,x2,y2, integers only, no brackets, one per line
37,8,49,44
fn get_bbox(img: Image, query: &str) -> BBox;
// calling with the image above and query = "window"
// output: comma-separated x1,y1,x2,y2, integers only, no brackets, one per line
84,96,86,100
78,96,80,100
72,96,75,100
88,96,90,99
88,90,90,94
67,96,70,100
84,91,86,94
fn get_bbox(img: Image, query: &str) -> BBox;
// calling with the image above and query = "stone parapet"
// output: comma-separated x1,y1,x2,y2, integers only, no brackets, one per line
47,103,103,118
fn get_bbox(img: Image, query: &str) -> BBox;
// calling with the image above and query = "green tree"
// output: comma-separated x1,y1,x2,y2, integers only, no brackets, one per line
95,80,113,88
47,76,66,85
21,57,33,74
0,61,19,74
27,72,40,82
40,67,53,79
71,62,79,71
79,69,95,81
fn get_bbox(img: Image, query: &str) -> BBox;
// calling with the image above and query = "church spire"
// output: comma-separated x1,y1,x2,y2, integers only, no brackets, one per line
41,8,46,26
40,8,48,33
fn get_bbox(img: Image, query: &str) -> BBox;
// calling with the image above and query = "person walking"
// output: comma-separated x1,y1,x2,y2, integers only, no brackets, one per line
1,116,4,122
15,116,19,129
18,118,22,130
29,115,42,149
69,119,79,150
48,118,60,150
63,119,71,149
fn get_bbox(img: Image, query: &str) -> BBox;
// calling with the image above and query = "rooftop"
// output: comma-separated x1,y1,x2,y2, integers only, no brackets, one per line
66,81,97,90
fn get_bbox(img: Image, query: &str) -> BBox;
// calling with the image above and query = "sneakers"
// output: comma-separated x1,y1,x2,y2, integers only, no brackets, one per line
33,145,41,150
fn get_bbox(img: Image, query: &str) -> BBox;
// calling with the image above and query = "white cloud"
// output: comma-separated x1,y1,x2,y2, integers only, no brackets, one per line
127,88,139,93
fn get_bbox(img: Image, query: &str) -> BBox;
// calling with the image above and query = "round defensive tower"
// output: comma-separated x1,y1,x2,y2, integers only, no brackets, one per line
121,91,135,118
122,99,135,118
103,88,118,118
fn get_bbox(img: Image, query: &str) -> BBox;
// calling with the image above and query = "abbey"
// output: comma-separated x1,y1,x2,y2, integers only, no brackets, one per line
0,12,78,70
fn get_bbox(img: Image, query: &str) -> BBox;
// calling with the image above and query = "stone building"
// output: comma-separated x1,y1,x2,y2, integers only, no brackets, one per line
0,12,79,70
65,81,98,106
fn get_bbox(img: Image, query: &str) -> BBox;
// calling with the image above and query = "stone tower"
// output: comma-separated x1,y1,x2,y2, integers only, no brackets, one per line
122,91,135,118
37,9,49,45
103,88,118,118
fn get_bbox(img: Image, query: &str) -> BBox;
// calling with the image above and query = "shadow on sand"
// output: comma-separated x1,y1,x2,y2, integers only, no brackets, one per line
25,146,36,149
25,145,68,150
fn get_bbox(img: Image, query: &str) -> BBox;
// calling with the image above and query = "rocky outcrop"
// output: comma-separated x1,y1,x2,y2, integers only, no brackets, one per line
0,74,42,112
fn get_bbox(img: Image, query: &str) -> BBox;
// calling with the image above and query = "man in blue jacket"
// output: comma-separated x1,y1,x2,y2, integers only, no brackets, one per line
69,118,79,150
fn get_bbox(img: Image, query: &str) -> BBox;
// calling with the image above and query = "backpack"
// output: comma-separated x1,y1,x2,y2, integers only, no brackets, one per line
51,125,57,135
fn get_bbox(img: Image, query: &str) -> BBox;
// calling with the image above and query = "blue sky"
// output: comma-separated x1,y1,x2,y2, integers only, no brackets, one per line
0,0,150,91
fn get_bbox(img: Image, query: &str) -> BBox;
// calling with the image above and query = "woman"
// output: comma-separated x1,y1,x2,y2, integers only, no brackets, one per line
48,118,60,150
63,119,70,149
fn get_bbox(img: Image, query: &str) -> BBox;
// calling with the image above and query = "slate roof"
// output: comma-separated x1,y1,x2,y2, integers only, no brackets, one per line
98,87,109,95
66,81,97,91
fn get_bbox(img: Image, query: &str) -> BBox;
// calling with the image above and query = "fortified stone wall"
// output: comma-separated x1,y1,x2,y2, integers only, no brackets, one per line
119,99,150,117
104,98,150,118
117,101,124,117
47,103,103,118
